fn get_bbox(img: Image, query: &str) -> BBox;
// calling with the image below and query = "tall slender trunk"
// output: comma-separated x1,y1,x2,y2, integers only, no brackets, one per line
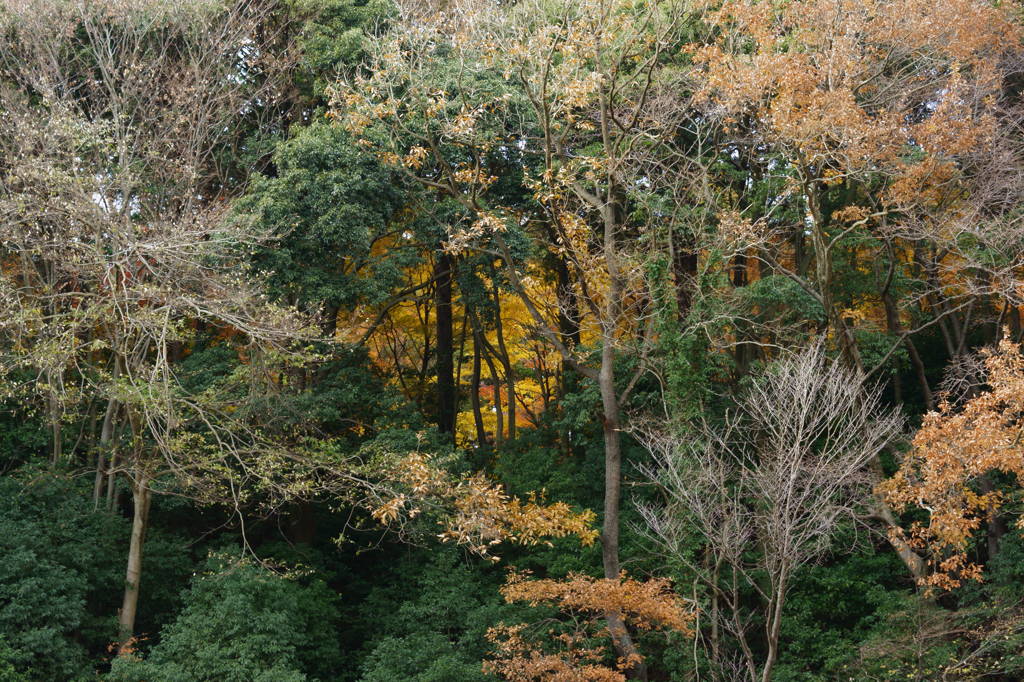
483,343,503,448
491,281,516,441
48,374,62,466
710,557,722,674
554,255,581,349
106,453,118,511
471,326,486,448
94,398,119,508
553,252,581,412
761,581,788,682
883,292,933,409
434,252,456,438
598,181,645,679
731,254,753,376
454,310,469,420
979,474,1007,560
117,473,151,653
599,367,643,678
288,501,317,545
1009,306,1022,342
321,303,341,338
671,229,698,321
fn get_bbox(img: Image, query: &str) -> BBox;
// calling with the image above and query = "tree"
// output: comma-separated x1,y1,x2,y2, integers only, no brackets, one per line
0,472,191,681
639,343,903,681
484,571,694,682
688,0,1022,581
330,0,692,671
368,450,598,558
0,0,314,648
108,554,341,682
881,337,1024,592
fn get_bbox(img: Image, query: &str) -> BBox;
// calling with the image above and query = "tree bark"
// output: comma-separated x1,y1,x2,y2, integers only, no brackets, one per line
117,473,151,653
979,474,1007,561
672,229,698,321
434,252,456,438
94,398,119,509
492,279,516,441
106,452,119,511
883,292,933,409
761,574,790,682
483,341,503,448
470,326,486,448
598,180,645,679
48,377,62,466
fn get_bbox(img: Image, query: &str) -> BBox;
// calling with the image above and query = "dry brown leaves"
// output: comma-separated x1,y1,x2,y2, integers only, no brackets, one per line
881,337,1024,591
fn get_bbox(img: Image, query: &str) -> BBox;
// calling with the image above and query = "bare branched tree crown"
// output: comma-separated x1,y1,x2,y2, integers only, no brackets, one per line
639,343,903,681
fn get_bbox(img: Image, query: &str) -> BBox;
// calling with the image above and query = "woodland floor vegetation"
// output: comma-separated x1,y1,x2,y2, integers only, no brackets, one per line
1,0,1024,680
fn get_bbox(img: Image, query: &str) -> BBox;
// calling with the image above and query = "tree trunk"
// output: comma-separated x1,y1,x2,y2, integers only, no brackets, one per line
117,474,151,653
596,170,645,678
471,326,486,448
883,292,933,409
554,255,581,349
106,453,118,511
434,252,456,438
761,573,790,682
870,469,927,583
483,342,503,448
288,501,317,545
672,230,698,321
492,280,516,441
48,381,62,466
320,303,341,338
94,398,119,509
979,474,1007,560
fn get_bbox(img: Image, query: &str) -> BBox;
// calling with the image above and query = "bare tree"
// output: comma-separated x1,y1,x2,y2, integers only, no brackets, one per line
0,0,315,649
638,343,903,682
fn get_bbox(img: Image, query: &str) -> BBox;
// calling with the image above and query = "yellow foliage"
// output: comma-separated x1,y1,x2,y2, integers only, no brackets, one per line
484,571,694,680
372,453,598,558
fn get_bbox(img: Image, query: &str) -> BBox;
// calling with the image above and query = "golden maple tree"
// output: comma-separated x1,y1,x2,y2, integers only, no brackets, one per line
484,570,694,681
881,337,1024,591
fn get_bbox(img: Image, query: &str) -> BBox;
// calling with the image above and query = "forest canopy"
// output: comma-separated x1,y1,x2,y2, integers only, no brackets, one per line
1,0,1024,680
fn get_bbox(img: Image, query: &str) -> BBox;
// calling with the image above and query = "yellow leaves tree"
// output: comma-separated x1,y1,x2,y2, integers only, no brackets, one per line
331,2,692,673
484,571,694,682
881,337,1024,592
369,452,598,558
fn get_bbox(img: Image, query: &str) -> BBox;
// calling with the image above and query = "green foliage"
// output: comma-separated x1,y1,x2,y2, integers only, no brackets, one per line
0,472,189,680
239,120,411,314
774,547,911,680
0,394,48,469
360,633,488,682
109,554,342,682
738,274,827,328
1,2,1021,680
0,638,28,682
289,0,397,96
354,548,526,682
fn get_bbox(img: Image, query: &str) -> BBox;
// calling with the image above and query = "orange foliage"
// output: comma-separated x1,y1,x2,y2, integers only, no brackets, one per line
372,453,598,557
500,571,694,634
881,337,1024,591
484,571,694,680
694,0,1018,218
485,625,627,682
